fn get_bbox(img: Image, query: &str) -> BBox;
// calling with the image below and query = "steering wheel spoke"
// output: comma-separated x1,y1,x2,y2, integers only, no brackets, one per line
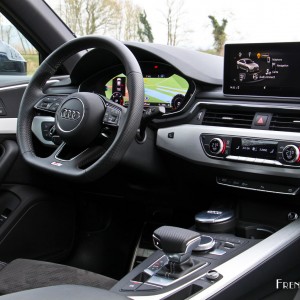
49,142,106,170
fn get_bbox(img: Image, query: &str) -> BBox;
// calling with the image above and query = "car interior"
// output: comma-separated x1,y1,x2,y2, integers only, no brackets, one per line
0,0,299,299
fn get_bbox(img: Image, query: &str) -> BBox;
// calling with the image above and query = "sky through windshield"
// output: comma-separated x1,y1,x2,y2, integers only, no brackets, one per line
46,0,300,54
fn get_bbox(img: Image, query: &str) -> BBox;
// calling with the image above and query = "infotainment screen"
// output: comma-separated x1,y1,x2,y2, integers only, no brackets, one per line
223,42,300,97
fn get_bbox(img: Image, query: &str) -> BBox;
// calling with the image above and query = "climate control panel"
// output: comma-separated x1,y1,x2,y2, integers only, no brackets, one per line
201,134,300,167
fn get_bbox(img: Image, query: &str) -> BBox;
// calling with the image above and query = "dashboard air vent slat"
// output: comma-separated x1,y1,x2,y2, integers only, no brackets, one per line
270,113,300,132
202,109,255,128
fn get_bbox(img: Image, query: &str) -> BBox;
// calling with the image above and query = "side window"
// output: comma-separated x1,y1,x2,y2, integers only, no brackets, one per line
0,13,39,77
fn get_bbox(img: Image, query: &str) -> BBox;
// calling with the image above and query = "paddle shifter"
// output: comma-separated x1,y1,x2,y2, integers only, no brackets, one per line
152,226,204,279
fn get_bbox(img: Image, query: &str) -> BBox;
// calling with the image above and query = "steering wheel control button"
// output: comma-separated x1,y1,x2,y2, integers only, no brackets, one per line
41,122,54,141
205,270,220,281
282,145,300,163
121,281,142,291
49,101,61,112
36,96,64,112
103,105,121,126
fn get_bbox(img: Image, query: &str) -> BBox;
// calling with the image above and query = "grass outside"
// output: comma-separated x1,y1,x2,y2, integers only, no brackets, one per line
22,53,39,75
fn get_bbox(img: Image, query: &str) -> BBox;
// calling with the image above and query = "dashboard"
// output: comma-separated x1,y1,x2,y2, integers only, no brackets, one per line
42,41,300,195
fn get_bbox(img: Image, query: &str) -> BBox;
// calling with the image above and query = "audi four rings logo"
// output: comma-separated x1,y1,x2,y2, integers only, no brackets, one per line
61,108,81,120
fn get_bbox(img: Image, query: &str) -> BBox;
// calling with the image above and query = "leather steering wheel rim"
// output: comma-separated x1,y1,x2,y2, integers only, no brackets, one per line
17,36,144,181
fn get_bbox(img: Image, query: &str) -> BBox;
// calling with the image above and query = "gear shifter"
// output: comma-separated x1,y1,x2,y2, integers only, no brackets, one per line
152,226,205,279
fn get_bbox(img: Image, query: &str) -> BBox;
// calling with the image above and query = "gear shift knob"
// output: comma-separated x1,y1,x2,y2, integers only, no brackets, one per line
153,226,201,264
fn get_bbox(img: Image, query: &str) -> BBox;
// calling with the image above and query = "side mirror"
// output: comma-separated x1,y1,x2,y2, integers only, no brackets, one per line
0,40,27,75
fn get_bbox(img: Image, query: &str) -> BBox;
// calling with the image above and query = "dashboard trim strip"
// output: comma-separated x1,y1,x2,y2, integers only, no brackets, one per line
190,100,300,114
0,84,28,91
0,80,59,93
0,118,17,134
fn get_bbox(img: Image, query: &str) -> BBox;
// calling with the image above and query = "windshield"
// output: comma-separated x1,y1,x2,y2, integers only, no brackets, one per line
45,0,300,56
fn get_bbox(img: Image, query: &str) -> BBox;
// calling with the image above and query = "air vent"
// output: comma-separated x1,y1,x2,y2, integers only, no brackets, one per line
270,113,300,132
202,109,255,128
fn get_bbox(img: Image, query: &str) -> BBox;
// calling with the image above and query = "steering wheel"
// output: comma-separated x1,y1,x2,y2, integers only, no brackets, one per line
17,36,144,181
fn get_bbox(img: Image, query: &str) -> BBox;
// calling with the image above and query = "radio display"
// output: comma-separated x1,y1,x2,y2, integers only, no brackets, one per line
231,138,277,159
223,42,300,97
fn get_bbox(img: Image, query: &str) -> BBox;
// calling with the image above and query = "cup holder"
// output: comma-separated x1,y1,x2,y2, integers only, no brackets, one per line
236,222,276,239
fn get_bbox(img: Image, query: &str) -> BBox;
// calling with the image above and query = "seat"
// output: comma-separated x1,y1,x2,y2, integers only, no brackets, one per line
0,259,117,295
0,285,127,300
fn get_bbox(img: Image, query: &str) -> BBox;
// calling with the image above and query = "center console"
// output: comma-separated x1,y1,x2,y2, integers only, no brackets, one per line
111,211,300,300
111,206,274,300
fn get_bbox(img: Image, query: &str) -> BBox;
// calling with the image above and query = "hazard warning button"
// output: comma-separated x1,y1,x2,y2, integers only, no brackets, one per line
254,114,269,126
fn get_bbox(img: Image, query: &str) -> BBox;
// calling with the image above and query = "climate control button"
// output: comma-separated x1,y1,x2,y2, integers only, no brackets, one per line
282,145,300,163
209,138,225,155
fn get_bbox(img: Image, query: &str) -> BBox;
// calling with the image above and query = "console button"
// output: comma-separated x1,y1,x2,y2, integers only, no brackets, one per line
254,114,268,126
224,242,235,249
232,180,241,186
240,181,249,188
206,270,220,280
121,281,142,291
209,248,226,255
